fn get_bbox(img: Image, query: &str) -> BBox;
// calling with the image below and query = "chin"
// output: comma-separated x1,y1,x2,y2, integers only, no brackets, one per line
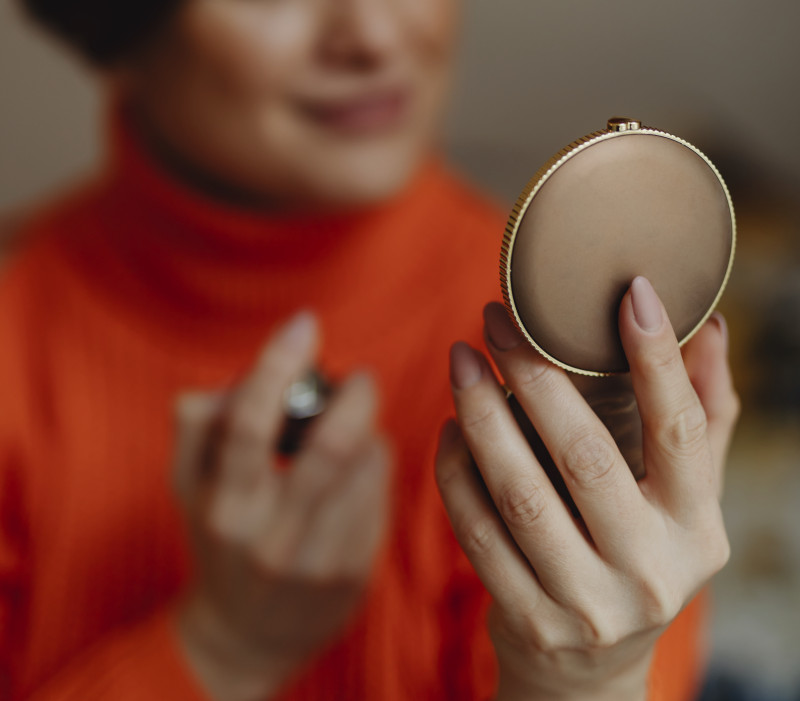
300,143,429,211
317,172,415,209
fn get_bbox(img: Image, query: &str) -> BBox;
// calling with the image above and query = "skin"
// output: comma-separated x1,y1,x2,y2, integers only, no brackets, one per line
121,0,458,209
437,278,738,701
174,313,391,700
125,2,458,698
112,2,739,699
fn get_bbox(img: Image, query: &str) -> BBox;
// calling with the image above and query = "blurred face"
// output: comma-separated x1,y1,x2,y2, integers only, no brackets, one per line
123,0,459,209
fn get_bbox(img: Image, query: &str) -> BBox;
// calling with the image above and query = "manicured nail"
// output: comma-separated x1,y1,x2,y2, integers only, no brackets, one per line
483,302,523,351
277,311,316,351
710,312,729,351
630,277,664,333
450,342,483,389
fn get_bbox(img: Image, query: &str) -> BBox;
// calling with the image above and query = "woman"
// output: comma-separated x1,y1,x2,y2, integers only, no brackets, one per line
1,1,738,699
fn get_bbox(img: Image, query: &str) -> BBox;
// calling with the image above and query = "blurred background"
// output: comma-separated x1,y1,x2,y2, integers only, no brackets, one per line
2,0,799,698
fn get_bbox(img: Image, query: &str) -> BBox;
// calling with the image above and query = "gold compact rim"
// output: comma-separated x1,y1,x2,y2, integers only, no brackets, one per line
499,122,737,377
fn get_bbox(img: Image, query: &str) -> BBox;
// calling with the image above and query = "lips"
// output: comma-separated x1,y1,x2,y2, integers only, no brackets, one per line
297,87,411,135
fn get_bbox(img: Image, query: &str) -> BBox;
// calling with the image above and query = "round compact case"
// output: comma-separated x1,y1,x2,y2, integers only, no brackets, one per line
502,117,735,486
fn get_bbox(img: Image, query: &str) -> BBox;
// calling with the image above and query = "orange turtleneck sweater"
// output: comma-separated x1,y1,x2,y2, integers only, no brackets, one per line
0,116,705,701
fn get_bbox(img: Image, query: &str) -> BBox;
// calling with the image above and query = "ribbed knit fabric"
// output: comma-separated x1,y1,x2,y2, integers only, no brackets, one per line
0,112,705,701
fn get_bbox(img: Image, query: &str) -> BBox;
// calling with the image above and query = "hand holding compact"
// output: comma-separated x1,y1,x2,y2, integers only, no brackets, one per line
436,278,738,701
172,313,390,701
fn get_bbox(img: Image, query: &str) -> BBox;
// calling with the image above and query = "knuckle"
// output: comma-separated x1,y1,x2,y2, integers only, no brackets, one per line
252,548,290,579
630,572,681,628
724,390,742,426
641,343,683,376
701,521,731,576
458,404,500,433
567,592,625,649
435,451,464,492
497,479,547,531
489,607,549,653
459,516,496,558
227,406,270,446
660,402,709,456
561,431,618,488
715,534,732,572
514,359,558,396
311,425,358,464
205,508,237,546
518,615,553,652
577,612,621,650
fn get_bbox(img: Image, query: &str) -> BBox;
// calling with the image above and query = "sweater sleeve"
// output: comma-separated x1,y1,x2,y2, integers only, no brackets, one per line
25,610,212,701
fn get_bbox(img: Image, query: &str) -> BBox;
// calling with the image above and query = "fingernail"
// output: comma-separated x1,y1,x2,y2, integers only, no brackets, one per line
450,342,483,389
630,276,664,333
710,312,729,351
483,302,523,351
277,311,316,351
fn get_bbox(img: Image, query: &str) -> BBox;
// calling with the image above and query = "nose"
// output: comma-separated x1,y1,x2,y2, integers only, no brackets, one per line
319,0,404,70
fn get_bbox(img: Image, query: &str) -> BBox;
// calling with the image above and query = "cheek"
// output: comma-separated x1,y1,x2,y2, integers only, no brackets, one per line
178,0,318,97
403,0,460,59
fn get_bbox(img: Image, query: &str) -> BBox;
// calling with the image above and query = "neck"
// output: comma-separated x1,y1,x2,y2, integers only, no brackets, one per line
124,102,404,216
57,104,451,356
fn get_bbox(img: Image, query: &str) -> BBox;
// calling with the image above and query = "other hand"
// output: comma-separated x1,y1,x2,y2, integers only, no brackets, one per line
435,277,738,701
173,312,390,701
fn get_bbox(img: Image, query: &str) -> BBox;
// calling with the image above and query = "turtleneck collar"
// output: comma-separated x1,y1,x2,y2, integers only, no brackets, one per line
60,106,453,353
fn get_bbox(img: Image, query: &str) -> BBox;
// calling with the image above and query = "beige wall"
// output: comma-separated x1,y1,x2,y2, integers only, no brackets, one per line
1,0,799,209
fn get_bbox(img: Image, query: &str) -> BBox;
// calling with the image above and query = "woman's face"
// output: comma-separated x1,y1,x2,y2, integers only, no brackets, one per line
124,0,459,209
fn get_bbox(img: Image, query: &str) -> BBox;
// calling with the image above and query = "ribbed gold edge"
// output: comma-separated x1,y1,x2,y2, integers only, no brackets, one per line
500,126,737,377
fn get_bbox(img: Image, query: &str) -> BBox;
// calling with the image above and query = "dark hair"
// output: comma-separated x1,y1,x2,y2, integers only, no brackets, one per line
20,0,183,65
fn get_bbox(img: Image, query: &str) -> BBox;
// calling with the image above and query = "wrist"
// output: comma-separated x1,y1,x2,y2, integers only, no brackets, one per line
494,646,652,701
176,591,301,701
496,678,647,701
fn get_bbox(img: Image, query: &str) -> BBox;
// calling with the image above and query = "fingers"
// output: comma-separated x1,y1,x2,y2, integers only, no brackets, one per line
267,372,379,553
482,303,648,560
288,371,378,499
434,419,555,617
217,311,318,494
681,313,740,495
618,277,715,514
208,312,318,540
448,342,598,599
293,436,391,578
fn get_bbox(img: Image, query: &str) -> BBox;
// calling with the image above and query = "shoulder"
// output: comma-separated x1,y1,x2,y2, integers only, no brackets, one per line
0,190,90,374
0,179,99,286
